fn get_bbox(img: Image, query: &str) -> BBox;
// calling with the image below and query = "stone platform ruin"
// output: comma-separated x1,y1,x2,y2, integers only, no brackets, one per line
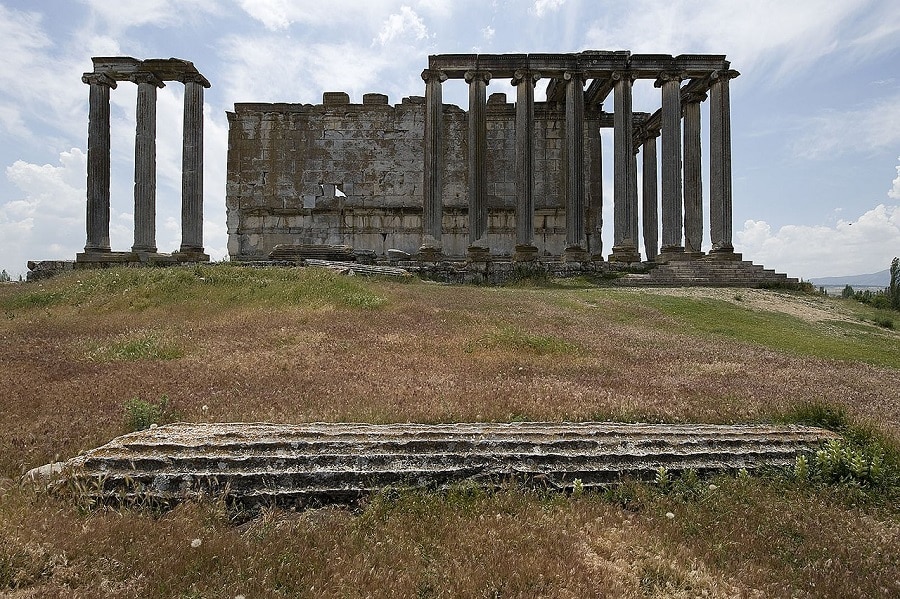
49,422,836,506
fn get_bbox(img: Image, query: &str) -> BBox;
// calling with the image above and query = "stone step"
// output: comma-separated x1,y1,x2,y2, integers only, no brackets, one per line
57,422,836,505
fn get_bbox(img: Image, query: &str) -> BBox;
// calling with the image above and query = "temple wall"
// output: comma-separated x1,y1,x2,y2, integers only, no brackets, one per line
226,93,599,260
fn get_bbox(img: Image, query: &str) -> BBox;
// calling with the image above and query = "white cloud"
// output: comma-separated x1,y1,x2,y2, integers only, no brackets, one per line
792,93,900,159
890,158,900,200
581,0,896,84
0,150,86,276
532,0,566,18
736,204,900,278
83,0,221,32
236,0,403,31
376,7,428,46
482,26,495,41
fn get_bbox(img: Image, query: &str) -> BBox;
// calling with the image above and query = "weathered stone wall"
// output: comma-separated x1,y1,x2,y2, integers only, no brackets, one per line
226,92,601,260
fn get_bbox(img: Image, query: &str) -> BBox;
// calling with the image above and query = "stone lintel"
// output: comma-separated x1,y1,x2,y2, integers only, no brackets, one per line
90,56,209,86
428,51,727,80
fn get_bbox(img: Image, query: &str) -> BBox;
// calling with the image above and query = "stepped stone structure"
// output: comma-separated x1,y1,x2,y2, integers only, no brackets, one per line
54,422,836,505
77,57,211,267
227,51,755,272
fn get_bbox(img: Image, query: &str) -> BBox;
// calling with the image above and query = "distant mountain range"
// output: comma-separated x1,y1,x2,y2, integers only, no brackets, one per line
809,268,891,288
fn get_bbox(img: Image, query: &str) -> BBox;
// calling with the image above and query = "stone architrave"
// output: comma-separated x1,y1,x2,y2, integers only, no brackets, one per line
82,73,117,253
465,70,491,247
657,71,684,257
180,74,207,255
610,72,640,262
641,131,659,261
421,69,447,251
131,71,165,253
513,69,539,249
564,71,585,250
683,92,706,255
710,69,739,255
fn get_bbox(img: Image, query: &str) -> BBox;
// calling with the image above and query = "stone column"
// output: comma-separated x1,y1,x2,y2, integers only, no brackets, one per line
641,130,659,261
683,92,706,256
586,108,603,258
563,71,586,256
610,72,640,262
179,74,207,255
131,71,164,253
82,72,117,253
421,69,447,254
709,69,740,257
513,70,539,256
465,70,491,249
657,71,684,258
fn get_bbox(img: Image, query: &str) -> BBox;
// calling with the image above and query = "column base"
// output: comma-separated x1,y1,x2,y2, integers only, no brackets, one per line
466,245,491,263
131,245,158,254
656,246,692,262
512,244,539,263
417,245,444,263
172,250,210,263
608,244,641,264
707,247,743,261
83,245,111,253
562,245,590,263
76,251,132,264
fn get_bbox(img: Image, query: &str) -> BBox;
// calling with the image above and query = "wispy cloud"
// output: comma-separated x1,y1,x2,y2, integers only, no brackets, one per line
791,93,900,159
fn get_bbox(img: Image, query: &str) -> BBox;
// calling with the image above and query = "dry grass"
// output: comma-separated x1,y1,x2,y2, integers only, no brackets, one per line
1,266,898,597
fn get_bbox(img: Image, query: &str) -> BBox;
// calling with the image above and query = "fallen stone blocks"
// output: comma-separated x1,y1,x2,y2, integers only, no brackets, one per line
39,421,837,507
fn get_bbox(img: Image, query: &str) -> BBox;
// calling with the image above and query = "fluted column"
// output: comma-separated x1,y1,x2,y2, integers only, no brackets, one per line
586,107,603,257
657,71,684,257
683,92,706,256
465,70,491,247
513,69,539,249
564,71,585,250
610,72,639,262
131,71,164,253
180,75,208,254
710,68,740,255
82,72,117,253
421,69,447,251
641,130,659,261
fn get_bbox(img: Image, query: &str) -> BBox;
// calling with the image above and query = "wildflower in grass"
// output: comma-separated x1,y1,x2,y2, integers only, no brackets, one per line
191,538,202,548
665,512,675,519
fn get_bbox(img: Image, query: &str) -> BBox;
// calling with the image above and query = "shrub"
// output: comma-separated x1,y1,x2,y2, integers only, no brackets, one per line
891,256,900,310
123,396,178,432
841,284,854,299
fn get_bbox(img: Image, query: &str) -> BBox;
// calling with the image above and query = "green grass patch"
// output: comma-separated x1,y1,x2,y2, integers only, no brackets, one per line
123,396,180,432
86,330,183,361
0,264,386,314
465,325,582,356
637,294,900,369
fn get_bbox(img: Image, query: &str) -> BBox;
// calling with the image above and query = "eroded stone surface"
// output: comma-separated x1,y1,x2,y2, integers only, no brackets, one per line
55,422,836,505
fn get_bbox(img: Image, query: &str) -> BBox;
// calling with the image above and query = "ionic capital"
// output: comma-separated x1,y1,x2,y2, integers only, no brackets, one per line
511,69,541,86
654,71,685,88
683,91,708,104
421,69,448,84
464,70,492,84
180,72,212,88
711,69,740,81
611,71,636,82
82,72,117,89
130,71,165,88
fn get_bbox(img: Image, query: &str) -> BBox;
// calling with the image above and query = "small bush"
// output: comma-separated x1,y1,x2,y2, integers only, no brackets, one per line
874,316,894,329
123,396,178,432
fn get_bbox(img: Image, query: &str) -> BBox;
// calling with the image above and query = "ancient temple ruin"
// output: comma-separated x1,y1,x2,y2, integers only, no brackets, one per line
226,51,742,266
77,57,210,266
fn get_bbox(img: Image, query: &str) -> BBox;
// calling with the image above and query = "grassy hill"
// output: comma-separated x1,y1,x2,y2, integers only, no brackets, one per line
1,265,898,597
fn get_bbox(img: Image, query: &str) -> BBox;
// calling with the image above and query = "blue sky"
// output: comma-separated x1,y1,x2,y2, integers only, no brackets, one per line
1,0,898,279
